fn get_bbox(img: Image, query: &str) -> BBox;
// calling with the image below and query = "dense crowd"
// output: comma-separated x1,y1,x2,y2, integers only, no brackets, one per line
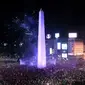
0,65,85,85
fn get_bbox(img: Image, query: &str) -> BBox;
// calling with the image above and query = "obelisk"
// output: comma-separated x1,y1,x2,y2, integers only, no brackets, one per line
37,9,46,68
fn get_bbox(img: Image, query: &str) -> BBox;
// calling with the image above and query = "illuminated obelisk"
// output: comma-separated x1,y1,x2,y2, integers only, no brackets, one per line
37,9,46,68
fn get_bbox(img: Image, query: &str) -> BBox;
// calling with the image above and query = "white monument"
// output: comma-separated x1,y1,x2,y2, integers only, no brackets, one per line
37,9,46,68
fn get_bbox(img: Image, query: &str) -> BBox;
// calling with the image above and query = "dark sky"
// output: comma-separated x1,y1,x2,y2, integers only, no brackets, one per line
1,0,85,37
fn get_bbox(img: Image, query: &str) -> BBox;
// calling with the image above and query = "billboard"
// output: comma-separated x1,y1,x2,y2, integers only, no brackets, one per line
68,33,77,38
62,43,67,50
73,41,84,55
57,42,61,50
55,33,60,38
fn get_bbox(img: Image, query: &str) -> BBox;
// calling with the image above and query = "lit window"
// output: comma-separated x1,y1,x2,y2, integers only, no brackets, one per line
62,53,67,58
57,42,61,50
55,33,60,38
49,48,52,54
62,43,67,50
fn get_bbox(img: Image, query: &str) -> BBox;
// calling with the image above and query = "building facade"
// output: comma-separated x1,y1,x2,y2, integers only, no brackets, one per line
46,33,85,59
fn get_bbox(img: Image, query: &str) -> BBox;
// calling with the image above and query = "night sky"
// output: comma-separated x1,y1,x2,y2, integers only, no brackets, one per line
1,0,85,38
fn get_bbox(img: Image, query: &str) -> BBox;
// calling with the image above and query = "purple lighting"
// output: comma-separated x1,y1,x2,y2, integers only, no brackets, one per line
37,9,46,68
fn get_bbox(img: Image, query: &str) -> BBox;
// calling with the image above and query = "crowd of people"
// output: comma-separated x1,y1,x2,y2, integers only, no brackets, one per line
0,64,85,85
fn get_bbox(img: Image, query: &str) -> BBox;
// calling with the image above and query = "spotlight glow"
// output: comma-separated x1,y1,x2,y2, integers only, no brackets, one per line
4,43,7,46
20,60,25,65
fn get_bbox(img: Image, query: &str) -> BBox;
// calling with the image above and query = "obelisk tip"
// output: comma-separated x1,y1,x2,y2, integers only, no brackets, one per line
40,8,43,11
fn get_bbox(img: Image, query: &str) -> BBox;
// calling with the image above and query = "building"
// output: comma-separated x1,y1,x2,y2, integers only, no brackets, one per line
73,41,84,56
46,33,85,59
46,38,68,58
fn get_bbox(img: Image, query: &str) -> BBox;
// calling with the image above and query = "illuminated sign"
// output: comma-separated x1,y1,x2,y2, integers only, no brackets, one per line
68,33,77,38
